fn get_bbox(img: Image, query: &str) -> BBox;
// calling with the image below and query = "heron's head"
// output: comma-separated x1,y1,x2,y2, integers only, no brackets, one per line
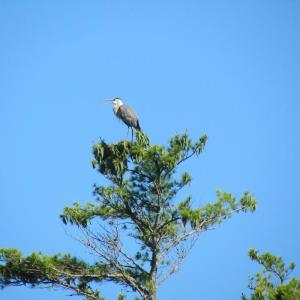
105,97,123,107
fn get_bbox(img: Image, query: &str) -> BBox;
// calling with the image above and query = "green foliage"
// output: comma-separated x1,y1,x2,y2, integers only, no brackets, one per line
242,249,300,300
177,190,256,229
61,132,255,234
0,132,256,300
118,293,126,300
0,248,104,299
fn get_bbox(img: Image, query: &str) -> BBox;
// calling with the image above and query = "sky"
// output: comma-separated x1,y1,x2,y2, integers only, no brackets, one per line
0,0,300,299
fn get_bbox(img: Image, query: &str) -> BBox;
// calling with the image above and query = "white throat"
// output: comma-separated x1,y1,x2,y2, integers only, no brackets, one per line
113,100,123,114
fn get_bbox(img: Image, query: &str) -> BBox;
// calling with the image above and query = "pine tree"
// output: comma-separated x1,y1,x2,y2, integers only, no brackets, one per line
242,249,300,300
0,132,256,300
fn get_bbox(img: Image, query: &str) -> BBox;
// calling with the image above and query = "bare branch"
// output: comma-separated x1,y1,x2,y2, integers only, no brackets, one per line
65,220,148,298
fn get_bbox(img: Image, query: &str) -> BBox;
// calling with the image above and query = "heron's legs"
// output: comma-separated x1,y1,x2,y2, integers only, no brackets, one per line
126,127,130,138
131,128,134,143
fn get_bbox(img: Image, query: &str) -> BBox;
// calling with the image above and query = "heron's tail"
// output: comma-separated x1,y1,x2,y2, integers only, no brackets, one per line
136,120,141,131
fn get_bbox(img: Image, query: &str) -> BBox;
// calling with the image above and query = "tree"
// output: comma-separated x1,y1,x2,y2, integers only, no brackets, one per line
0,132,256,300
242,249,300,300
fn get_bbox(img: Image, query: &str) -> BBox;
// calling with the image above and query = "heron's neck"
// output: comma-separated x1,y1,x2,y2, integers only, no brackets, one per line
113,103,123,114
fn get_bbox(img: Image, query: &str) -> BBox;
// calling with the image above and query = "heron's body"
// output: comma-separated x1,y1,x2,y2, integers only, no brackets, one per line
106,98,141,138
114,103,141,131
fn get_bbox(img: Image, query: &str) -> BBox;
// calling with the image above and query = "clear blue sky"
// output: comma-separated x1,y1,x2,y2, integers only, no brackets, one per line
1,1,300,299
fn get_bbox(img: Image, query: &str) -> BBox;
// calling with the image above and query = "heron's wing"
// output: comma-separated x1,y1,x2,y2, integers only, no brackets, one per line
117,105,140,129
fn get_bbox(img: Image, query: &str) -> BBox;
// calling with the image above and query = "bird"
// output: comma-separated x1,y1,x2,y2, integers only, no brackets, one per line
105,97,141,140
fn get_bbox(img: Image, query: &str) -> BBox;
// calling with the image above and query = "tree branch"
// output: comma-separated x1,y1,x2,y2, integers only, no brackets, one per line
158,206,245,261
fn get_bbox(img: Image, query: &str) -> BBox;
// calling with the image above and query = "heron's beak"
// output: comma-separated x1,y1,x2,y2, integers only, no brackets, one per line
104,99,113,103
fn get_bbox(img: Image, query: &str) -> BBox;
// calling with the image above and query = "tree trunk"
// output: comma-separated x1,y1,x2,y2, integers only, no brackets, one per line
148,287,157,300
144,279,157,300
148,247,158,300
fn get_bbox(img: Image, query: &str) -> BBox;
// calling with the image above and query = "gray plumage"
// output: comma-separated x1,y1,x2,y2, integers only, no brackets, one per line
106,98,141,136
115,104,141,131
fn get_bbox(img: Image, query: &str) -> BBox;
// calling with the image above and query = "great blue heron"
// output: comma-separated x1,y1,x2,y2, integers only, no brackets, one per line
105,97,141,140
